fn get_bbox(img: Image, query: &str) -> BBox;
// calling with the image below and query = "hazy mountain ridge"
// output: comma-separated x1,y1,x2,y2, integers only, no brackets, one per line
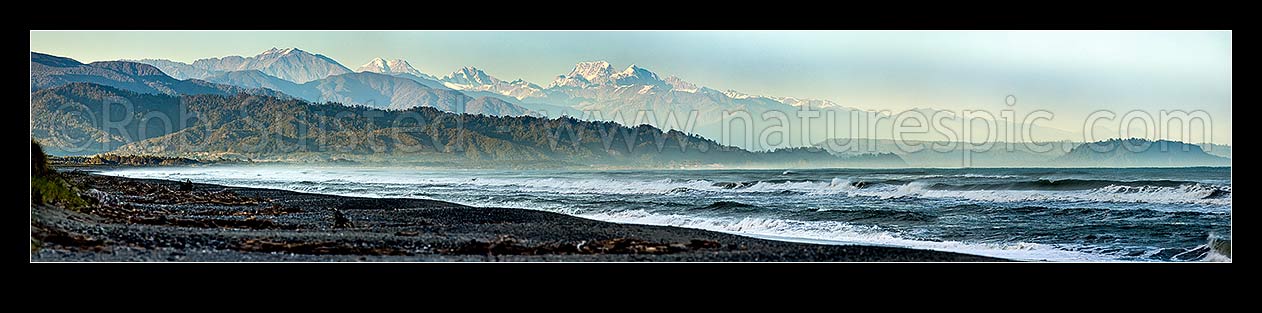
204,70,311,98
1198,143,1232,158
31,52,284,98
814,137,1230,167
816,138,1072,167
1053,138,1230,167
203,70,532,116
132,59,220,80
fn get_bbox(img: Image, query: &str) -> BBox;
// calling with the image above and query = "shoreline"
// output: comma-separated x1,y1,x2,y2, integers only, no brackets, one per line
47,155,1233,171
32,171,1007,262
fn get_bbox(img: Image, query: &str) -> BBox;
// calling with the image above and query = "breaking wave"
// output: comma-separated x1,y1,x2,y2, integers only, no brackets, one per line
923,179,1199,191
867,182,1231,206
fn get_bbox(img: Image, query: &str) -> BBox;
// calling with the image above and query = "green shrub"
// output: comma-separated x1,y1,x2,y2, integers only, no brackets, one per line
31,140,86,209
31,175,86,208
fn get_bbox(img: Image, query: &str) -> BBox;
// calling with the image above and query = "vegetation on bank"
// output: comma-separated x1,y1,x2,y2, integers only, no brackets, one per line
31,140,85,209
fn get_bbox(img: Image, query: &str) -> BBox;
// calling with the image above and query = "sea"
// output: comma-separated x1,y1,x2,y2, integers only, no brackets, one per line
98,166,1232,262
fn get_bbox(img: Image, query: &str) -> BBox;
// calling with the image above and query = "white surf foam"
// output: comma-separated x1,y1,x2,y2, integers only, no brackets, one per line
101,167,1230,209
576,209,1114,261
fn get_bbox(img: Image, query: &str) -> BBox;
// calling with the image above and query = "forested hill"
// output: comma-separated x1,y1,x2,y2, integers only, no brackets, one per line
32,83,904,168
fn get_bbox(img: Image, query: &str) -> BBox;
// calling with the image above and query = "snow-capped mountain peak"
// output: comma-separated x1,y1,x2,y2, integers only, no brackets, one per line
260,47,301,57
355,58,389,73
570,60,613,81
610,64,665,86
355,57,431,79
439,66,544,100
548,61,616,88
613,64,653,78
618,64,641,76
443,66,499,86
549,61,672,88
386,59,415,70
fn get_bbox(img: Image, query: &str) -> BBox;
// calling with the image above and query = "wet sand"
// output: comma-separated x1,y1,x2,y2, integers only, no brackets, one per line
31,172,1005,262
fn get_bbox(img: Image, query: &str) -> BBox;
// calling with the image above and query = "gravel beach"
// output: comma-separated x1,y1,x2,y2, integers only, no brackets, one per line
31,171,1005,262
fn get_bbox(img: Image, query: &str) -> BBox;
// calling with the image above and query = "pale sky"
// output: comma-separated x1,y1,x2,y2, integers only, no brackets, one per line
30,31,1232,144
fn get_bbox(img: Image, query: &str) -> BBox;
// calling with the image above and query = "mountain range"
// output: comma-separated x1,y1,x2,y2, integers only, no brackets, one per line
128,48,1089,150
35,52,531,117
139,47,351,83
32,48,1230,167
31,82,905,168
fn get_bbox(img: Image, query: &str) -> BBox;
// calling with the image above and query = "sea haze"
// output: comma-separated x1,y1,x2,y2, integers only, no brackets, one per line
100,166,1232,262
